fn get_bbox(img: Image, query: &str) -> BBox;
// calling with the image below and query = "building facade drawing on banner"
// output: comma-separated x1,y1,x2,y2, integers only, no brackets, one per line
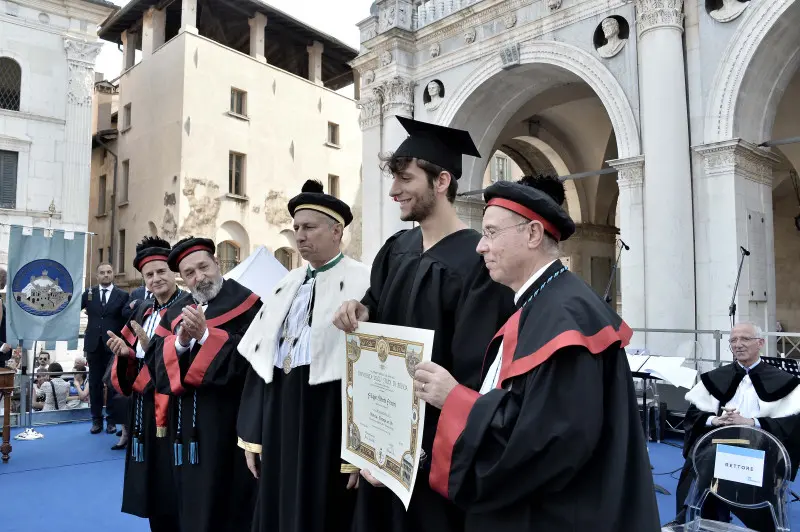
88,0,364,290
0,0,116,269
352,0,800,357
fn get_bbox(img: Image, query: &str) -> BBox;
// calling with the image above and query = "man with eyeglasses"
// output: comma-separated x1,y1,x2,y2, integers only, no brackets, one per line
671,321,800,529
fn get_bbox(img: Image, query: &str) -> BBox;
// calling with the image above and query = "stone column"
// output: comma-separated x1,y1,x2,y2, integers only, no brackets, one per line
142,7,166,58
635,0,695,353
181,0,197,34
249,12,267,64
63,38,103,227
307,41,324,85
694,140,779,356
608,156,646,347
358,93,385,265
121,30,137,70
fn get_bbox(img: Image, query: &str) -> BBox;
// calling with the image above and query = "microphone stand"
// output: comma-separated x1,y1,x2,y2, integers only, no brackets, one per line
604,240,629,305
729,246,750,328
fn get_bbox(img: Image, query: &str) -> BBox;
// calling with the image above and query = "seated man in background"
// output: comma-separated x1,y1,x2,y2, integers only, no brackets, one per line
672,321,800,530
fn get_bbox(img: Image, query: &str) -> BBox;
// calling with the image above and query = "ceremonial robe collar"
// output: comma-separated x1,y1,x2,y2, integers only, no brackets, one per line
305,252,344,279
701,360,799,404
513,259,557,305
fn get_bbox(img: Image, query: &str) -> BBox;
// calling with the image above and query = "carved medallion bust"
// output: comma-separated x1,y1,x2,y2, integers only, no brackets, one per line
424,80,444,112
709,0,749,23
596,17,627,59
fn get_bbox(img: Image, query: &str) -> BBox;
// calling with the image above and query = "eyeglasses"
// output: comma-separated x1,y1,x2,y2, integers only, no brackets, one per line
728,337,759,345
481,221,529,241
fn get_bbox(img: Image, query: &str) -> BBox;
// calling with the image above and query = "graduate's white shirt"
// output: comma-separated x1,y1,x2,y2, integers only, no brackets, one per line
705,359,762,427
479,260,557,394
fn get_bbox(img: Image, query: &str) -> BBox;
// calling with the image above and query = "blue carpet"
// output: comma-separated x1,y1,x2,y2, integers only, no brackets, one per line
1,424,798,530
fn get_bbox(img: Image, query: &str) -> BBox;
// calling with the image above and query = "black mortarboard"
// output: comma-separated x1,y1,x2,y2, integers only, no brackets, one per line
393,117,481,179
133,236,172,272
483,176,576,242
167,237,216,272
288,179,354,227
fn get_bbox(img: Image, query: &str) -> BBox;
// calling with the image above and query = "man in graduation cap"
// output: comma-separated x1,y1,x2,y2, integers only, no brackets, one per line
413,175,661,532
106,236,185,531
236,179,370,532
150,237,262,532
669,321,800,530
333,117,515,532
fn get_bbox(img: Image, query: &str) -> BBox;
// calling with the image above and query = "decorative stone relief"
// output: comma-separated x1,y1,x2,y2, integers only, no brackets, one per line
363,70,375,85
608,156,645,190
379,6,396,32
424,80,445,112
5,2,18,16
38,13,50,24
358,96,382,130
430,43,441,59
503,13,517,29
378,1,412,32
380,50,393,66
64,38,102,107
376,76,414,118
464,27,477,44
635,0,684,38
694,140,779,186
64,38,103,65
708,0,749,23
499,43,520,69
595,17,628,58
548,0,562,10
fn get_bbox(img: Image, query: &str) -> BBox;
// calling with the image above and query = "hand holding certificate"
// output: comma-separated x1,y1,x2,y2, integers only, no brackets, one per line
340,322,435,509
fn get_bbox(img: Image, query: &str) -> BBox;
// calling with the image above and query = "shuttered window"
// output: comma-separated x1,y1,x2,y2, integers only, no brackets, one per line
0,150,18,209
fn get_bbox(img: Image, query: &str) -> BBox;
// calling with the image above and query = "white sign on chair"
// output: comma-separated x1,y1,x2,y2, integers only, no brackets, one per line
713,444,766,488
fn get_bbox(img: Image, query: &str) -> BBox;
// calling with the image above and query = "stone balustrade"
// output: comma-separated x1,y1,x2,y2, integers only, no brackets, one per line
415,0,480,29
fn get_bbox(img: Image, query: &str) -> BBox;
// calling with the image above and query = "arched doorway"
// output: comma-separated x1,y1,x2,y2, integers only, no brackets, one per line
440,40,639,311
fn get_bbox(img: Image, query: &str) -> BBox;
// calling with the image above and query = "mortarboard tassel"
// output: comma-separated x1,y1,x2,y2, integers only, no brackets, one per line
189,392,199,465
174,396,183,466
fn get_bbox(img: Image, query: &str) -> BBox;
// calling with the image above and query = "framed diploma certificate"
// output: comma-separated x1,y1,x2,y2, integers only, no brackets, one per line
340,322,434,508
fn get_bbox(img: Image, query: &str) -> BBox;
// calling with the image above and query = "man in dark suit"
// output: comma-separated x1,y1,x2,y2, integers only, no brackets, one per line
128,282,151,314
0,267,11,367
81,262,130,434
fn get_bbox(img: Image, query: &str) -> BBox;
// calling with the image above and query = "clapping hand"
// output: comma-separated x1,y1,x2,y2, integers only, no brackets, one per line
107,331,129,358
130,321,149,351
180,305,207,342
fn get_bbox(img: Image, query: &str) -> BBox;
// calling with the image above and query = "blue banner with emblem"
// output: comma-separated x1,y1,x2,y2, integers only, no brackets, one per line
6,226,85,350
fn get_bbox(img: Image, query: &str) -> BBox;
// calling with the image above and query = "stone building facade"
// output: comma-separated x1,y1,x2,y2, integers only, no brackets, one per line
88,0,363,289
352,0,800,356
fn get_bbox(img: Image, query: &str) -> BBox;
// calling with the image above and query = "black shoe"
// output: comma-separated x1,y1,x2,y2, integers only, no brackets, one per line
111,441,127,450
90,422,102,434
106,424,117,434
116,430,122,437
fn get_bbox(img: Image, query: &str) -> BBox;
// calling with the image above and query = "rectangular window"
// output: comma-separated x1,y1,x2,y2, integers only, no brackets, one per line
0,149,19,209
328,174,340,198
98,174,107,215
123,103,131,129
230,88,247,116
118,230,126,272
120,160,129,203
98,248,104,263
229,152,245,196
327,122,340,146
495,156,507,182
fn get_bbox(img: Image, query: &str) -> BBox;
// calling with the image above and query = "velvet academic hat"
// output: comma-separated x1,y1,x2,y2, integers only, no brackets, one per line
287,179,354,227
392,117,481,179
167,237,216,272
483,175,576,242
133,236,172,272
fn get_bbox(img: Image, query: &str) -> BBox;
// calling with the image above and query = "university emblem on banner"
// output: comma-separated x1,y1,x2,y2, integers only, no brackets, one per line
12,259,74,317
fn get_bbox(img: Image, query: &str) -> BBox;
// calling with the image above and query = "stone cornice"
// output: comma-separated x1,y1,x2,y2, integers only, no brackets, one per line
693,139,780,186
635,0,684,38
608,155,645,190
14,0,116,24
414,0,532,46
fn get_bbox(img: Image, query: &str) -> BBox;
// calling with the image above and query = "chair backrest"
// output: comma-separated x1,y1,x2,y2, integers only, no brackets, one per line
761,356,800,378
685,426,791,531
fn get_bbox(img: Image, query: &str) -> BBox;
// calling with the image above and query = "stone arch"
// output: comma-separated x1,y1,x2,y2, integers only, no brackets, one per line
705,0,800,143
215,220,250,252
437,40,640,193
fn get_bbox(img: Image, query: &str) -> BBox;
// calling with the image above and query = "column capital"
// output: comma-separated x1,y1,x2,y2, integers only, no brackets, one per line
635,0,684,38
374,76,413,119
64,37,102,65
693,139,780,186
607,155,645,190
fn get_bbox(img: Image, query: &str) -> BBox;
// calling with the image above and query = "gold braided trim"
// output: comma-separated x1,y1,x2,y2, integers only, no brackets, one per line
340,463,359,474
711,439,750,445
237,437,262,454
294,204,344,225
156,426,168,438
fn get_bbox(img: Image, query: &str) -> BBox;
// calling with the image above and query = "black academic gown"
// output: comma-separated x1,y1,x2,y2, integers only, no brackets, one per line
429,260,661,532
110,293,183,529
675,362,800,529
150,279,262,532
352,227,515,532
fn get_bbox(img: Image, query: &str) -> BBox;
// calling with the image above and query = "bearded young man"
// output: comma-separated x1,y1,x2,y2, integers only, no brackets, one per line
149,237,262,532
237,180,370,532
333,118,514,532
106,236,184,531
414,175,659,532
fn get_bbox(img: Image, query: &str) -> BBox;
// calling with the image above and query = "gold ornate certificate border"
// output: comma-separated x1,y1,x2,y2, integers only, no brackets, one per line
345,333,424,489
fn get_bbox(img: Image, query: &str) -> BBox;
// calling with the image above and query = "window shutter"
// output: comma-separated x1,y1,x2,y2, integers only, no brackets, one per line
0,150,18,209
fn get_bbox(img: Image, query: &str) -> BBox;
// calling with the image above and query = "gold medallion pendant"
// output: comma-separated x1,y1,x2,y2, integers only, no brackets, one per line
282,355,292,374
